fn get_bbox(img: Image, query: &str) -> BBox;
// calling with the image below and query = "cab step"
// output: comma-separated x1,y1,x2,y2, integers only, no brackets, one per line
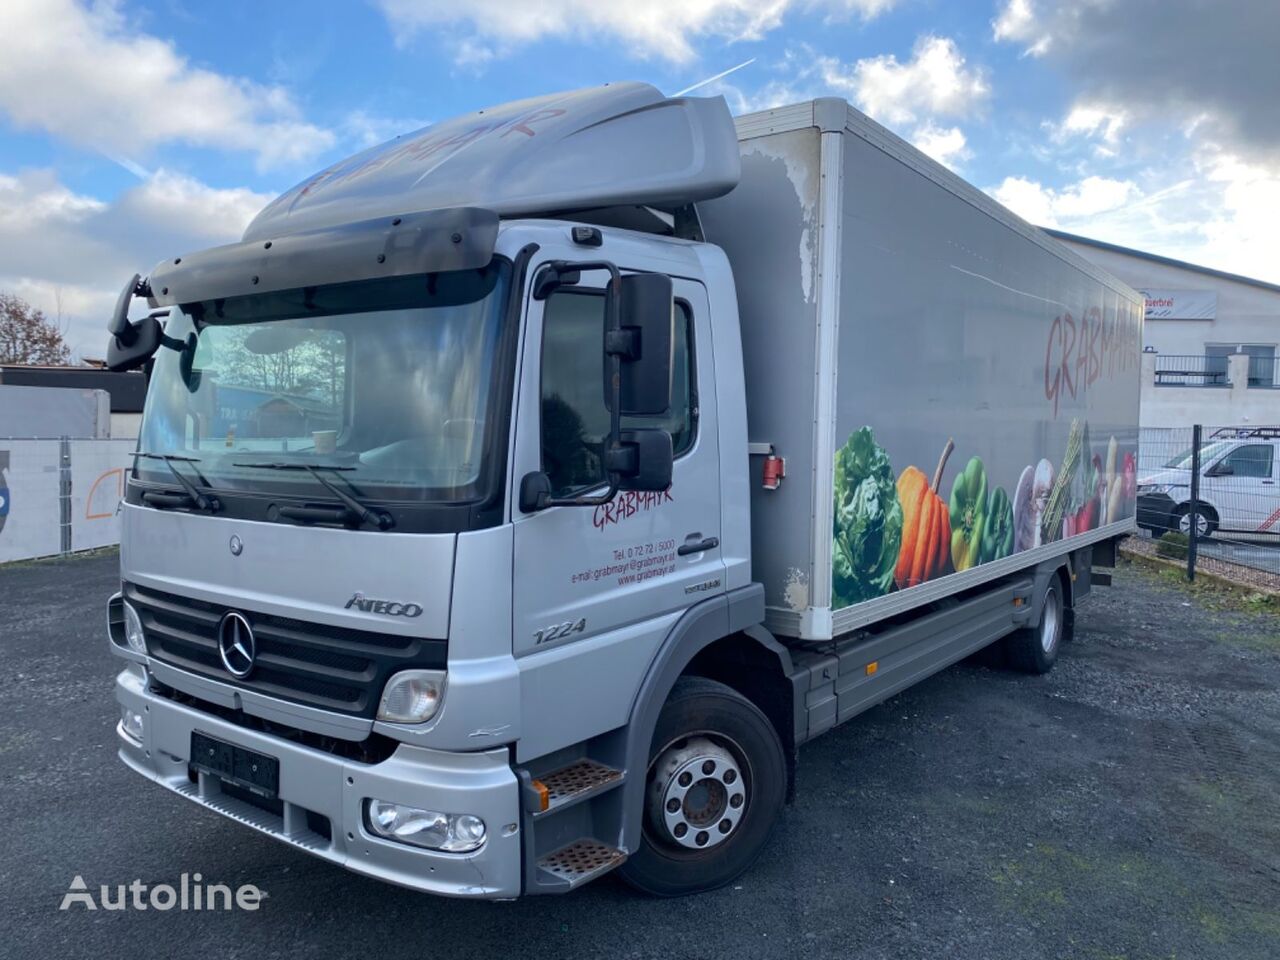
530,758,623,817
536,839,627,888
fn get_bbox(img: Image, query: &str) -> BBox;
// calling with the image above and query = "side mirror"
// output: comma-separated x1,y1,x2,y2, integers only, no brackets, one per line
1207,463,1233,477
106,314,163,372
608,429,673,492
105,273,163,371
607,273,674,416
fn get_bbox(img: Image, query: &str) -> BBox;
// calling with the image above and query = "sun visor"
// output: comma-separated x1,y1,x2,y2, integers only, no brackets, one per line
242,82,741,242
147,206,498,307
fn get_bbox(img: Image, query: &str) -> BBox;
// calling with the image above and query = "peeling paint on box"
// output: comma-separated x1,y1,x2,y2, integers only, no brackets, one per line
742,137,818,303
783,566,809,611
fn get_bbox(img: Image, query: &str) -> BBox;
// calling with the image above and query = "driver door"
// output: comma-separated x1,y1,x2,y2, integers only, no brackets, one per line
508,261,724,758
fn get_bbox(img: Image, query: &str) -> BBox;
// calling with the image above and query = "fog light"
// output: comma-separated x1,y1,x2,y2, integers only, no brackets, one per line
377,670,445,723
123,601,147,655
120,707,145,743
365,799,486,852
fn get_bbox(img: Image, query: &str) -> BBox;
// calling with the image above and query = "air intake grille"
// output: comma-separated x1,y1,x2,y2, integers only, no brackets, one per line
125,582,446,718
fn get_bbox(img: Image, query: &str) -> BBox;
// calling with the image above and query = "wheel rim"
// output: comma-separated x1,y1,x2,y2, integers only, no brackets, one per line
1178,511,1208,537
1040,589,1060,653
646,735,748,851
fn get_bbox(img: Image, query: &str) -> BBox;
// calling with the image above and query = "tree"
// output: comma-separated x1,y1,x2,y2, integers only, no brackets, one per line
0,291,70,365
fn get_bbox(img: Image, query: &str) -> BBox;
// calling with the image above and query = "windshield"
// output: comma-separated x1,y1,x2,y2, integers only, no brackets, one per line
136,261,511,504
1162,440,1234,470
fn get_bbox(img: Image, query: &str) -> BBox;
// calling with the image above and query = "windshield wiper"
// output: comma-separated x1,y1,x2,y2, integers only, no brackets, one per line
234,462,394,531
133,452,221,513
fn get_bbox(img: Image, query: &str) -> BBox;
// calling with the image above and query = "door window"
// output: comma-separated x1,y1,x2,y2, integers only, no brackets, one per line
1216,444,1274,478
540,289,695,497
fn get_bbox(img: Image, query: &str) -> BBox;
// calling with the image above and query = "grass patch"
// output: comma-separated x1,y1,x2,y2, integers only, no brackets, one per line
1126,554,1280,616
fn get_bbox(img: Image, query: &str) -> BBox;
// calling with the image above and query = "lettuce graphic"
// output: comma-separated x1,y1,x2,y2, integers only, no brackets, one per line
832,428,903,608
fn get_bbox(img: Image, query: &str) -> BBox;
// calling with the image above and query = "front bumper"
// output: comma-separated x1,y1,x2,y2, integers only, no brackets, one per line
114,666,522,898
1137,492,1179,534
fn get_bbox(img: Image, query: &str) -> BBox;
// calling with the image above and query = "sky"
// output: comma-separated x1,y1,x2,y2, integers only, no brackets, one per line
1,0,1278,360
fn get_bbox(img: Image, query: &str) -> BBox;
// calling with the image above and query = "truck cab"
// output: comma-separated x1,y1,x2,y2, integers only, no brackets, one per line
107,82,786,898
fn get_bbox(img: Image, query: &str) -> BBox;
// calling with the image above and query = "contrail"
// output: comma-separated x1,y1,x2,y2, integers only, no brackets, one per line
672,58,756,97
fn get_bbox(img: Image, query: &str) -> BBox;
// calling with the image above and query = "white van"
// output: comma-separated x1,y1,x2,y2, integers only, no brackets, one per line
1138,427,1280,537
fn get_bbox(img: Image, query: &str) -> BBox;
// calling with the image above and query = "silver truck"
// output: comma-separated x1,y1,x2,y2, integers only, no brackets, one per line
104,82,1142,898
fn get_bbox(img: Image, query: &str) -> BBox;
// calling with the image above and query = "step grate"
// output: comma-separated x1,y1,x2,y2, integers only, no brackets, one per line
540,759,623,808
538,839,626,886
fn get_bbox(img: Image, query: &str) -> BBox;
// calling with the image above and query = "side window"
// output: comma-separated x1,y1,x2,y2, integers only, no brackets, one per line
1219,444,1274,479
540,288,695,496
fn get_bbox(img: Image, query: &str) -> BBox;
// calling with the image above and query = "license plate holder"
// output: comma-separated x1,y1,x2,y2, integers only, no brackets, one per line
190,731,280,798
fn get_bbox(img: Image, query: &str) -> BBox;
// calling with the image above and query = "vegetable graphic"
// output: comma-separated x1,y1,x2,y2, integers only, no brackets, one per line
949,456,987,572
1108,450,1136,522
1103,436,1118,524
894,439,954,589
980,486,1014,564
832,428,904,607
1067,453,1103,536
1042,419,1083,544
1012,465,1036,553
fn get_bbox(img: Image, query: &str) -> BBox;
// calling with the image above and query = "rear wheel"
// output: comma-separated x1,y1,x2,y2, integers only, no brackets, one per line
1004,576,1066,674
619,677,785,897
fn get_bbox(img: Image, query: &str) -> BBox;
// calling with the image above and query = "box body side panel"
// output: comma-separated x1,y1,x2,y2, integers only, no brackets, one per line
824,129,1142,634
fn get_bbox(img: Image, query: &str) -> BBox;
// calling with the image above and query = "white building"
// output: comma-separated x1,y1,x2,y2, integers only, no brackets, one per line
1047,229,1280,430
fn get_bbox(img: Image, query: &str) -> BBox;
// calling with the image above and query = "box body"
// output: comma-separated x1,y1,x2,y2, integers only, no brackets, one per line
700,101,1142,640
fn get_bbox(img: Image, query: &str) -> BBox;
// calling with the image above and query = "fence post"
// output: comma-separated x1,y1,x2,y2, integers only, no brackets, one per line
58,436,73,555
1187,424,1201,582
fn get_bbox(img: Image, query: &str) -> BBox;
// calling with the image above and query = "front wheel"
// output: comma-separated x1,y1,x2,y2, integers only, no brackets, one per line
619,677,785,897
1174,503,1217,539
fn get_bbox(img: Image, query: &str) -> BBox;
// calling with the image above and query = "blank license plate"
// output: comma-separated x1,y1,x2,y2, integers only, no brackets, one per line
190,731,279,798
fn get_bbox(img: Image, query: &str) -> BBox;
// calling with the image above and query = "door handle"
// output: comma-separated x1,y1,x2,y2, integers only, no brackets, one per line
1263,480,1275,485
677,536,719,556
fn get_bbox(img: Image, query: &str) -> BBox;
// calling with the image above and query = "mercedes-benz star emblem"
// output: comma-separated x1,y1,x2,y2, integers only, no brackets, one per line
229,535,243,556
217,611,256,679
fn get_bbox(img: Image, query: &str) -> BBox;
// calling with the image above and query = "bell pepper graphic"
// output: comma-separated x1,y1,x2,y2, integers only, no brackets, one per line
949,455,987,571
0,449,10,536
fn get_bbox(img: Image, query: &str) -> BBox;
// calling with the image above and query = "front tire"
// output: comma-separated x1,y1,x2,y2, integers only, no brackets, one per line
1174,502,1217,539
619,677,786,897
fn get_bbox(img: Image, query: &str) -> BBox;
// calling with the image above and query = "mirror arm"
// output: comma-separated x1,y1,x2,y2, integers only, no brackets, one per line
540,480,620,510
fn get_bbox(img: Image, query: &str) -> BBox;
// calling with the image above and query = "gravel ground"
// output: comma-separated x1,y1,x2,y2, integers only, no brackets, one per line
2,550,1278,960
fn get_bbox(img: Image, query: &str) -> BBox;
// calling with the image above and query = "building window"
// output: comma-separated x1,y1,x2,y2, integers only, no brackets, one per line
1204,343,1276,387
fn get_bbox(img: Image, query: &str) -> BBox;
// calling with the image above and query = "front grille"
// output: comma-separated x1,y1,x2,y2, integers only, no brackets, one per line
125,582,447,718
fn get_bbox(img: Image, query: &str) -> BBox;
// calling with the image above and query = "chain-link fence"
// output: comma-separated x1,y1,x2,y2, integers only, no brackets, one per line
1136,425,1280,584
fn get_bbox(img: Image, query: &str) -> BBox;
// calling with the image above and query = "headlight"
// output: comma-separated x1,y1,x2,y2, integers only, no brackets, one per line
120,706,145,743
377,670,445,723
365,799,486,852
122,601,147,654
1137,483,1180,496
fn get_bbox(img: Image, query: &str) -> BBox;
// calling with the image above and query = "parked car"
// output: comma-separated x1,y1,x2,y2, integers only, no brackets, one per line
1138,428,1280,538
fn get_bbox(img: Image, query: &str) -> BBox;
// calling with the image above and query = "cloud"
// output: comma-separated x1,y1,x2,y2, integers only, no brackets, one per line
820,35,989,126
991,0,1280,161
910,122,970,171
990,0,1049,56
714,36,986,174
374,0,901,65
0,169,272,358
989,174,1140,227
0,0,334,171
